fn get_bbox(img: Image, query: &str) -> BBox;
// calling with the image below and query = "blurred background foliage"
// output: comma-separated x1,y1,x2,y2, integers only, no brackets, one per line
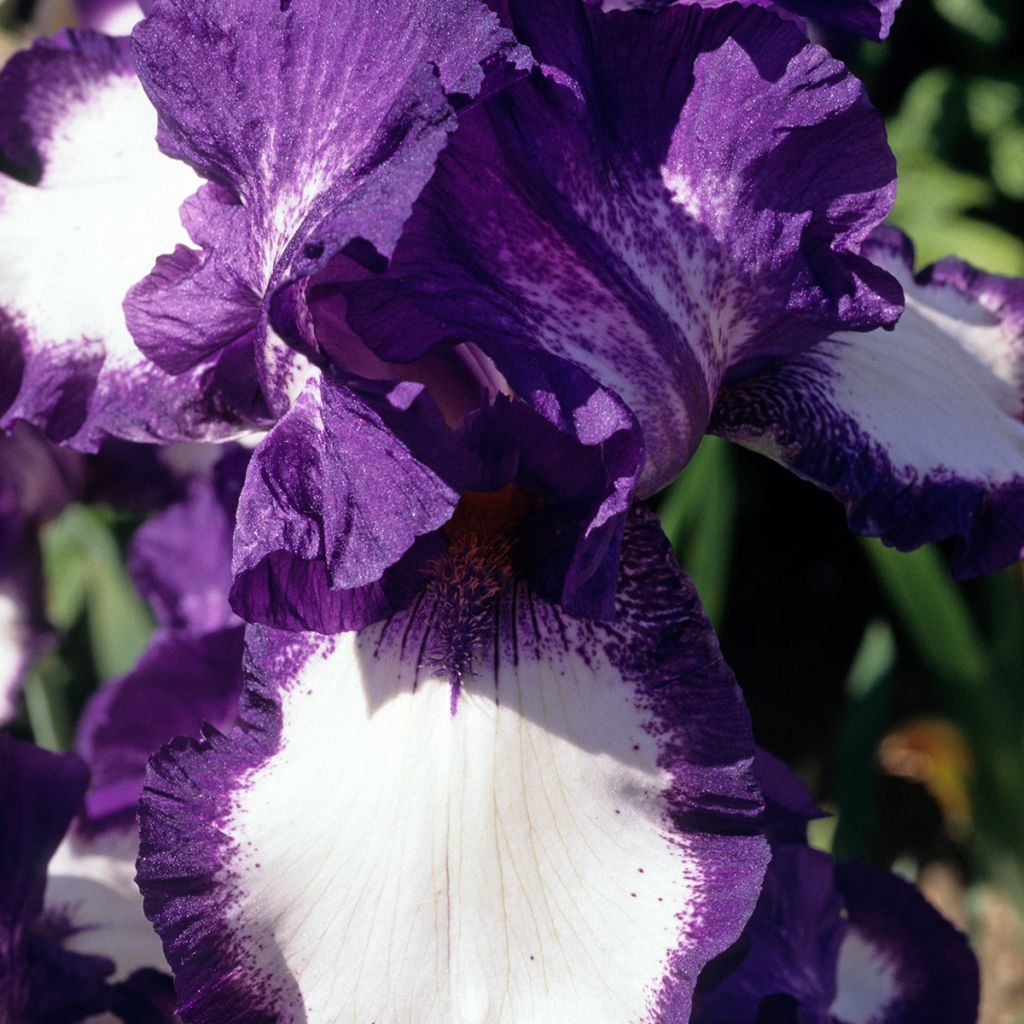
0,0,1021,1016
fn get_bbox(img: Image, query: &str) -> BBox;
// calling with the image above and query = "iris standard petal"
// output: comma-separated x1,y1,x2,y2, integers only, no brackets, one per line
339,1,901,497
126,0,530,411
712,227,1024,577
137,510,766,1023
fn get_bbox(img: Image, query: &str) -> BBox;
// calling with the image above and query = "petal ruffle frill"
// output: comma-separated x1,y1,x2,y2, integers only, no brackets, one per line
712,227,1024,577
0,31,242,449
137,511,767,1023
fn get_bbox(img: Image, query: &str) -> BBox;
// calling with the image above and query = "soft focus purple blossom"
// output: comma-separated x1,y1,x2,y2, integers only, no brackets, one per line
692,751,980,1023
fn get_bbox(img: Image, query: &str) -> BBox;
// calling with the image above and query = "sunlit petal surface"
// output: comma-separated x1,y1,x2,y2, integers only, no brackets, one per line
138,511,766,1023
713,226,1024,576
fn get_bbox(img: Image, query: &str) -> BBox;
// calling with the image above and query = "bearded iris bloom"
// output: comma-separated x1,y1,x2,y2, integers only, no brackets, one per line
0,0,1018,1021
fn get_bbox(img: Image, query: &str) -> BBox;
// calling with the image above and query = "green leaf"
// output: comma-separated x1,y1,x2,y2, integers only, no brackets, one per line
833,620,896,861
887,69,959,158
22,652,73,752
860,539,989,693
991,126,1024,200
966,77,1021,138
40,505,153,683
657,436,737,626
933,0,1007,45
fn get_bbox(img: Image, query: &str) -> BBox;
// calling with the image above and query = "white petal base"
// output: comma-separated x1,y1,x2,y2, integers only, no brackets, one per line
227,613,696,1023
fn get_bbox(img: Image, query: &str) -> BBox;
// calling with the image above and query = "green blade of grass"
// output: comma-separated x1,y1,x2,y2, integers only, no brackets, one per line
41,505,153,683
860,539,990,693
657,436,737,627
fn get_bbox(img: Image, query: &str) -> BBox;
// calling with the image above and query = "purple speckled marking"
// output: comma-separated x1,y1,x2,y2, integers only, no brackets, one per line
137,509,765,1021
136,628,324,1023
713,225,1024,578
339,2,900,499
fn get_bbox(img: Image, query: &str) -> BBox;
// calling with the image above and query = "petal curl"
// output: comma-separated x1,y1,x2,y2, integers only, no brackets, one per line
339,2,900,496
229,374,460,633
126,0,530,407
138,511,766,1023
712,227,1024,577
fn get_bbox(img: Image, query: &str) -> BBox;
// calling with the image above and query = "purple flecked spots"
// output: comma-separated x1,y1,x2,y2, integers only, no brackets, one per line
712,225,1024,578
136,509,766,1022
338,1,900,498
126,0,531,412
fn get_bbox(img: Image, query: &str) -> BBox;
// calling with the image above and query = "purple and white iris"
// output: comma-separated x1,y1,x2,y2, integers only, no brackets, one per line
0,0,1016,1019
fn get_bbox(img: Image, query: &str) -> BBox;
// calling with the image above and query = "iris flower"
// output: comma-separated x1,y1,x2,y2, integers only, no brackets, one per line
0,0,1019,1021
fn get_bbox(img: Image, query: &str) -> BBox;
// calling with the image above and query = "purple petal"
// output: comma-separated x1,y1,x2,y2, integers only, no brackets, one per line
137,509,766,1022
754,747,828,844
126,0,530,408
712,226,1024,577
0,735,87,931
339,2,900,497
128,452,245,633
229,374,460,633
0,735,116,1023
0,31,243,449
693,757,980,1024
832,863,979,1024
73,0,143,34
47,824,169,985
692,845,844,1022
592,0,901,42
76,627,244,830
